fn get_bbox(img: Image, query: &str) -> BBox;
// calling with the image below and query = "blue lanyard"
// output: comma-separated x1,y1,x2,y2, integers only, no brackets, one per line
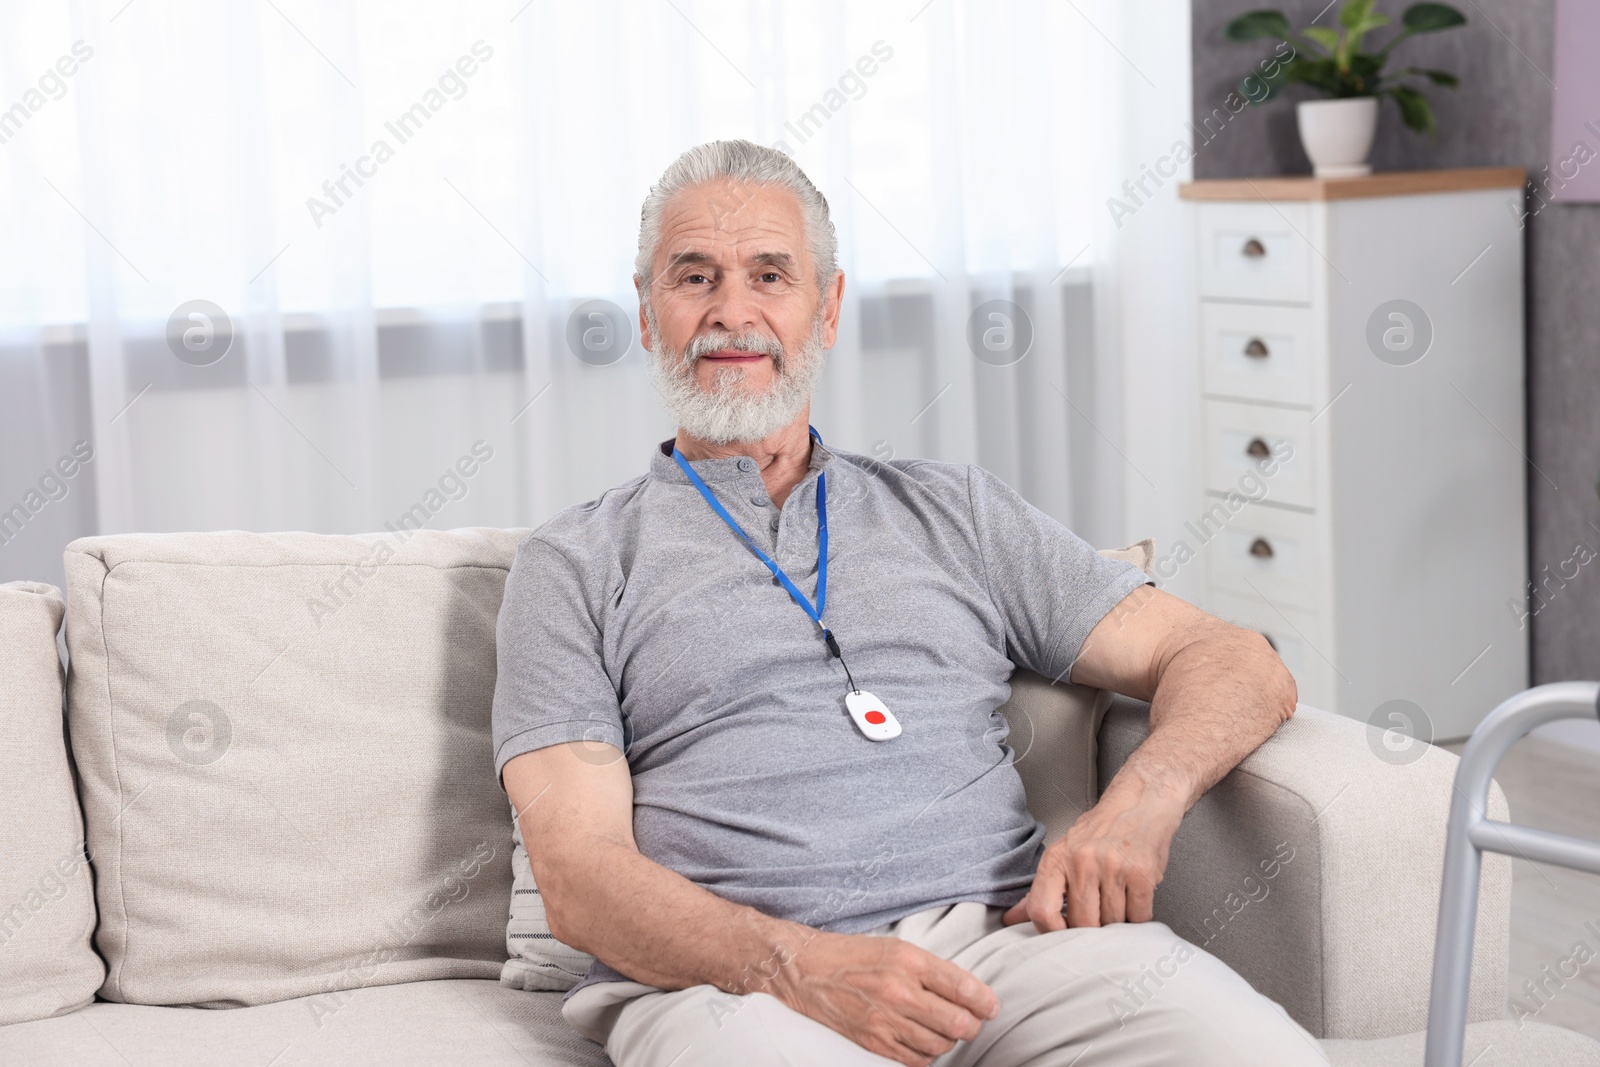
672,426,852,680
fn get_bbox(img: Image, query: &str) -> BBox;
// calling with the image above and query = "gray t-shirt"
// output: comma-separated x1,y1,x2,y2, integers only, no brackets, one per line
492,437,1149,994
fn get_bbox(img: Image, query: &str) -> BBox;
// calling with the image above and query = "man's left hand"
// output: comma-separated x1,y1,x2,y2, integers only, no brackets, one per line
1001,784,1185,930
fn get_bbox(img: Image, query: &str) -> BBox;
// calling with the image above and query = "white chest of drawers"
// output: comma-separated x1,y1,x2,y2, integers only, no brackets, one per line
1178,169,1528,741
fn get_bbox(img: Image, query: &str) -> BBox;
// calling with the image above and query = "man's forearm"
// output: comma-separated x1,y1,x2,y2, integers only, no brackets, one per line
541,836,814,995
1106,624,1296,814
1008,587,1297,929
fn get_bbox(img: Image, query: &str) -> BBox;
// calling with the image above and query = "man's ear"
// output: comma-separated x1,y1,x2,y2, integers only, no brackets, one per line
634,276,653,353
820,270,845,349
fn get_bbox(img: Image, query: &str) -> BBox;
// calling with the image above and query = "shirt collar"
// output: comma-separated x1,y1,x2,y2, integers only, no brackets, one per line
649,433,836,485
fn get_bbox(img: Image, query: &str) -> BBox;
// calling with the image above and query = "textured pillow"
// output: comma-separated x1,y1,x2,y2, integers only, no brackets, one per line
0,580,104,1024
500,805,604,992
500,538,1157,990
1099,537,1155,574
63,528,528,1007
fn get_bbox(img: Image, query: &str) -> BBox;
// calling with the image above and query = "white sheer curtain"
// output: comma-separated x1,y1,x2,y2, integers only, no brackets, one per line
0,0,1171,593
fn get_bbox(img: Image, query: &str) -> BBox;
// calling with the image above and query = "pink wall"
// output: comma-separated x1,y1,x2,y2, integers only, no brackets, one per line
1550,0,1600,201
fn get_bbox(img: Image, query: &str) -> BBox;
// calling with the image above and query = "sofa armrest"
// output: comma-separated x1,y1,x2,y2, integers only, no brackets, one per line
1097,696,1510,1041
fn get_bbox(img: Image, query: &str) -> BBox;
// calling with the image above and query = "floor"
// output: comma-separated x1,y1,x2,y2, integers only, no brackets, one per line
1443,735,1600,1040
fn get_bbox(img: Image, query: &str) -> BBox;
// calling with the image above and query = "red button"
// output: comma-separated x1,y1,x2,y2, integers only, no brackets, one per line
865,710,886,725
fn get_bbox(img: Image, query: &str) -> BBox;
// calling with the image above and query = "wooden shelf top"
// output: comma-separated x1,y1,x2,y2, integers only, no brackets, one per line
1178,167,1525,202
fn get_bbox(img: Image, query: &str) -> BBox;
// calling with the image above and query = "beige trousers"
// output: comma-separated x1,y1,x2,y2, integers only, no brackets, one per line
562,901,1331,1066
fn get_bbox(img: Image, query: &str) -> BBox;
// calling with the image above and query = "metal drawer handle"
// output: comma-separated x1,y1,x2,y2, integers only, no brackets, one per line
1244,337,1270,358
1246,437,1272,460
1249,537,1275,559
1242,237,1267,258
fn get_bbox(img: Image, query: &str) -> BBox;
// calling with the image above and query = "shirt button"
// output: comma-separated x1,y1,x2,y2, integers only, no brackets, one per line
750,495,768,507
737,458,755,472
770,517,780,531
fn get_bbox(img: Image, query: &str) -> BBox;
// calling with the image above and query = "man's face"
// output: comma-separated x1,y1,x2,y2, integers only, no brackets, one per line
638,179,842,404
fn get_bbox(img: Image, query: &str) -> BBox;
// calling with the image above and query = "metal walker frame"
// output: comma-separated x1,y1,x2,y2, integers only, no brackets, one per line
1425,681,1600,1065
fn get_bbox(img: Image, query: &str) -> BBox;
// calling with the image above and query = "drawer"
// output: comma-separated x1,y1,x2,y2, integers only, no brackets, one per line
1202,399,1316,510
1204,589,1338,712
1200,302,1316,407
1196,202,1313,303
1203,501,1323,611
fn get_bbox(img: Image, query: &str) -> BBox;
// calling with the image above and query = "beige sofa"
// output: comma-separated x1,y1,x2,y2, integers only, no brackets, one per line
0,529,1595,1066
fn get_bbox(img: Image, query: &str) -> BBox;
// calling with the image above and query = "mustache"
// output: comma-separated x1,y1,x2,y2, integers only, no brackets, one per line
683,330,787,367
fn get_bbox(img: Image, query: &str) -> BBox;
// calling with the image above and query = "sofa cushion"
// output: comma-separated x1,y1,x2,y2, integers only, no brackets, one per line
0,580,104,1025
1321,1019,1600,1066
0,979,608,1066
62,529,530,1007
3,986,1592,1066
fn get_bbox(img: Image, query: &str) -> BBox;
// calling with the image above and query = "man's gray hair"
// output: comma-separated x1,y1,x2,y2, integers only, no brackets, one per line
634,139,838,295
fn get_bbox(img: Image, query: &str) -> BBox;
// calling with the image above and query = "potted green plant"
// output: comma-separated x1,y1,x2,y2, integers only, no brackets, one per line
1226,0,1466,177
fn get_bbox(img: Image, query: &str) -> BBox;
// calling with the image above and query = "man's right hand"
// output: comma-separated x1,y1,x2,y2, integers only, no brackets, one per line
506,743,998,1065
765,930,999,1067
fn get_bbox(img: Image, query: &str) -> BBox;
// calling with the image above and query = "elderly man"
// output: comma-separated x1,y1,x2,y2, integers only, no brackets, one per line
493,140,1329,1067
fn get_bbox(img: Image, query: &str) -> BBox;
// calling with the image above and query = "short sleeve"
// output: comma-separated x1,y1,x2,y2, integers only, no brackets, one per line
966,465,1151,682
491,535,625,791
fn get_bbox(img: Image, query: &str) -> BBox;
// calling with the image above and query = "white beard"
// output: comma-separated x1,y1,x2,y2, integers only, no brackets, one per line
644,304,828,445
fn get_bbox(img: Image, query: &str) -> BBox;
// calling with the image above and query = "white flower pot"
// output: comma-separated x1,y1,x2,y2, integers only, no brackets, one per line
1296,97,1379,178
